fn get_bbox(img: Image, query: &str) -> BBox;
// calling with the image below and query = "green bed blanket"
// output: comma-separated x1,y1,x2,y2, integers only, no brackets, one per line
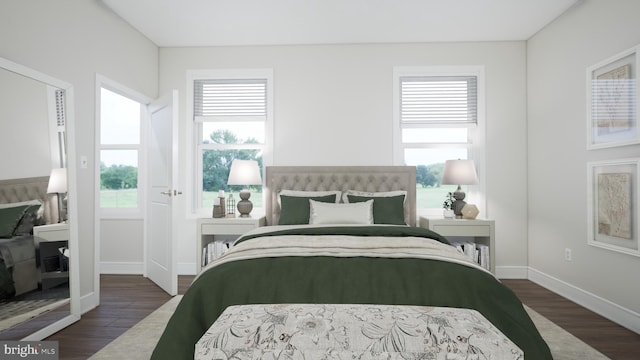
151,225,551,359
0,235,36,299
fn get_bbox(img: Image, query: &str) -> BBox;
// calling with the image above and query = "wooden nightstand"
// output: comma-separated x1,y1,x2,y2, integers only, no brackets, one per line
196,215,266,273
33,223,70,290
419,217,495,274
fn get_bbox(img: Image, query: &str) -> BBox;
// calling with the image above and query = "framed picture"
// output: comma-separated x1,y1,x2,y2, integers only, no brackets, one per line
586,45,640,149
587,158,639,257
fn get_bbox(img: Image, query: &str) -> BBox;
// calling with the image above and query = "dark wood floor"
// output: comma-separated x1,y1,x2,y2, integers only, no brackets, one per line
44,275,191,360
40,275,639,359
502,279,640,360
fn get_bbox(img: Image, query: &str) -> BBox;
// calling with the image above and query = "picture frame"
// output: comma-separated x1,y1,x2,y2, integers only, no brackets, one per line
586,45,640,150
587,158,639,257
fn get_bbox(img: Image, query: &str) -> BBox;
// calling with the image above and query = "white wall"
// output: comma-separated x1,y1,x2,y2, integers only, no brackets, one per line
100,219,144,274
527,0,640,331
159,42,529,276
0,0,158,311
0,68,51,180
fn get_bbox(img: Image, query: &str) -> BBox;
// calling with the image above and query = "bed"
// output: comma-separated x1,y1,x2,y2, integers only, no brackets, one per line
151,166,552,359
0,177,56,299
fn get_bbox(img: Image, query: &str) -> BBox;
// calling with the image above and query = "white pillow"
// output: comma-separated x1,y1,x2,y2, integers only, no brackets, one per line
341,190,407,204
309,199,374,225
278,189,342,205
0,199,42,208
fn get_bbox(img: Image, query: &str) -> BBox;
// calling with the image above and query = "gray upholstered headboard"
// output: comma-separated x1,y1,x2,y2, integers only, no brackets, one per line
0,176,56,224
265,166,417,226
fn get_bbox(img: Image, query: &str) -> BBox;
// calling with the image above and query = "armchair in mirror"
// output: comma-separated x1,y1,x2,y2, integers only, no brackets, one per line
0,56,80,340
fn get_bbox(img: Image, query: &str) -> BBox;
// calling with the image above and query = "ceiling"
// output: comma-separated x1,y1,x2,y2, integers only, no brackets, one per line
101,0,581,47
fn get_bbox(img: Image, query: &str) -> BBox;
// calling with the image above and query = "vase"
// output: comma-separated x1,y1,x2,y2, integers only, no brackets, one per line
443,209,455,218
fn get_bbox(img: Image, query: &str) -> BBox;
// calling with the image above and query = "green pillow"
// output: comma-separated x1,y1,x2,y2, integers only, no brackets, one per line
279,194,337,225
0,205,31,238
14,203,43,235
347,194,406,225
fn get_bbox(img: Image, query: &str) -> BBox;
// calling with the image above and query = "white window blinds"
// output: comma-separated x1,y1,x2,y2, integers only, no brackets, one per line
194,79,267,120
400,76,477,125
55,89,65,127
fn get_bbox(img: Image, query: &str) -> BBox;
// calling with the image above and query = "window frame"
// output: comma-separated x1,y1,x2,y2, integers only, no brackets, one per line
187,69,274,217
96,75,150,219
393,66,486,216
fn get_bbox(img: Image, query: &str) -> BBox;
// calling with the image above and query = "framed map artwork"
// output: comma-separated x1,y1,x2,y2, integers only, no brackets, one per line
587,45,640,149
587,159,639,256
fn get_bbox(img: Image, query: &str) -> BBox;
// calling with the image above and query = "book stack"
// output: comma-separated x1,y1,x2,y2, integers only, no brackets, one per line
455,242,490,271
202,241,229,267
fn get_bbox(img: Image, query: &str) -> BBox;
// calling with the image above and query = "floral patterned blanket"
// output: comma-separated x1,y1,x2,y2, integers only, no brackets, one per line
195,303,524,360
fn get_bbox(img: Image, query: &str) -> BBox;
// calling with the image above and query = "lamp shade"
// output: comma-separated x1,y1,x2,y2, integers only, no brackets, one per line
441,159,479,185
47,168,68,193
227,160,262,186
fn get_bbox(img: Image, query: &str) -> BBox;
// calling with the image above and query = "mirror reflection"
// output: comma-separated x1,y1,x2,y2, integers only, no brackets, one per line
0,64,71,340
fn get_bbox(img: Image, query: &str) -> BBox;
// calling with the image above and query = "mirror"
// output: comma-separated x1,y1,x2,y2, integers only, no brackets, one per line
0,56,80,340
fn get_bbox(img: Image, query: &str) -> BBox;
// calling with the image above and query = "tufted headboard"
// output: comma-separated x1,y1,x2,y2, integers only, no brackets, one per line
0,176,56,224
265,166,417,226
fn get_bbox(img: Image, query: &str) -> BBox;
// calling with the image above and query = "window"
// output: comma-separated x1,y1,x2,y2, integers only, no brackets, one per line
189,69,273,212
48,88,67,168
393,67,484,212
99,87,143,211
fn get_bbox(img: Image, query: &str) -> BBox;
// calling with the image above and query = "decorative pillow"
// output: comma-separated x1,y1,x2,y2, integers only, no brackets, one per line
0,205,33,238
0,200,43,222
0,199,43,209
278,190,342,205
278,194,338,225
341,190,407,204
346,194,406,225
14,202,44,235
309,199,374,225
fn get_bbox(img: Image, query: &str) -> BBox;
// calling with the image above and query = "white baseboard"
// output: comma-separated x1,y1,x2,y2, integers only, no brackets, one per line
80,291,99,315
99,261,144,274
528,267,640,334
178,262,197,276
495,265,528,279
100,261,197,275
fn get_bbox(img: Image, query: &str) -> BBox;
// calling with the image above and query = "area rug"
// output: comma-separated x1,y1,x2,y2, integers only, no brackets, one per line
0,298,70,333
524,306,609,360
89,296,610,360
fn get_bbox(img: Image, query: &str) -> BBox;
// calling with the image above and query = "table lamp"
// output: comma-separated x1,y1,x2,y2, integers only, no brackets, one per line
47,168,68,223
441,159,478,218
227,159,262,217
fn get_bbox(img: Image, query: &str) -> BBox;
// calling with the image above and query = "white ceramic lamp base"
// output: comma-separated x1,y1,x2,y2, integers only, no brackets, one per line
236,189,253,217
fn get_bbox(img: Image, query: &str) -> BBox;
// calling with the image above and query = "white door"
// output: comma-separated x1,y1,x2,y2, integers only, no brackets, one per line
146,90,179,295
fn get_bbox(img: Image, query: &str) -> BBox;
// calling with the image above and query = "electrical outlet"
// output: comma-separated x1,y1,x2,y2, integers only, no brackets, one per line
564,248,572,261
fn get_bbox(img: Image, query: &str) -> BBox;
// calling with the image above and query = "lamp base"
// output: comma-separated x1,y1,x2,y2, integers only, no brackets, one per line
452,200,467,218
236,189,253,217
452,185,467,218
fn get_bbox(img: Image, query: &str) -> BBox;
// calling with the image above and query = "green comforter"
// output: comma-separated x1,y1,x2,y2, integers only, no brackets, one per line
151,225,551,359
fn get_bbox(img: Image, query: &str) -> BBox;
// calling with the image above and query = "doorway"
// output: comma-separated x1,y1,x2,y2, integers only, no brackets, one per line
94,75,151,302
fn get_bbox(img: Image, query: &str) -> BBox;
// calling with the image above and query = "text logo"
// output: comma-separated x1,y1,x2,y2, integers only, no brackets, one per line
1,341,58,359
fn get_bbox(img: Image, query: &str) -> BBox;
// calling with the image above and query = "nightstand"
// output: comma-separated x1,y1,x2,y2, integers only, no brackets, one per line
196,215,266,273
33,223,70,290
419,217,495,274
